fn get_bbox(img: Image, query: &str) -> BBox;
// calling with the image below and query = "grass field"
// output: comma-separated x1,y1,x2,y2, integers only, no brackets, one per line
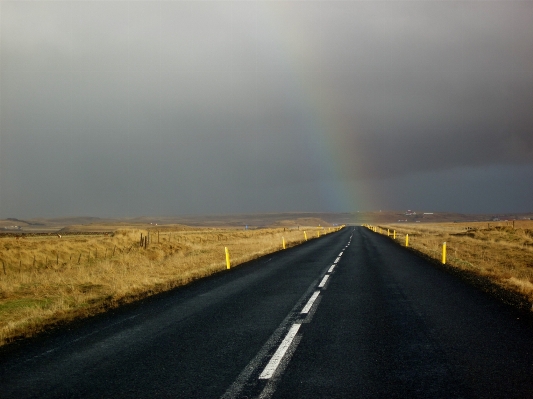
0,224,339,347
374,220,533,304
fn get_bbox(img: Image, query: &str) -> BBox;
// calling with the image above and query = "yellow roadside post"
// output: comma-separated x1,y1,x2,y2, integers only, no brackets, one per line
442,242,447,264
225,247,231,269
393,230,396,239
304,231,307,241
405,234,409,247
317,231,320,238
387,229,390,237
282,237,286,249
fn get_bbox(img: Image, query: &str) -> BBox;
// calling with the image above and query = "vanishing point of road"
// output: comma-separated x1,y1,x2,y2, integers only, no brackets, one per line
1,227,532,398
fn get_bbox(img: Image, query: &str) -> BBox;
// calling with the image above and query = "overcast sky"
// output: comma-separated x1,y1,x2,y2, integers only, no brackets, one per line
1,0,532,218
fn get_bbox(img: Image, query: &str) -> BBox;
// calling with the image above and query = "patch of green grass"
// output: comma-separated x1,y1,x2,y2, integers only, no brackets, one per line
0,298,52,316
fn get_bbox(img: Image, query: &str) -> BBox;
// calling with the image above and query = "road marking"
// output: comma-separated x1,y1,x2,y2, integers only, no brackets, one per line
318,274,330,288
301,296,321,324
223,234,353,397
220,272,323,399
334,257,340,264
259,324,301,379
301,291,320,314
339,251,343,256
257,335,302,399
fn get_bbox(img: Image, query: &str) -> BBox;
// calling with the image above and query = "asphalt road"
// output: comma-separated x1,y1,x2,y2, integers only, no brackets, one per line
1,227,532,398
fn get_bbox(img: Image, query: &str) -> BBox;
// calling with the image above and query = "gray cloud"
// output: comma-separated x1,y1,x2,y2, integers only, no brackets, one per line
1,1,532,217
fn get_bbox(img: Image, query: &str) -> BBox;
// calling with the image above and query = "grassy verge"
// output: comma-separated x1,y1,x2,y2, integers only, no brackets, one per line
0,225,341,346
367,221,533,307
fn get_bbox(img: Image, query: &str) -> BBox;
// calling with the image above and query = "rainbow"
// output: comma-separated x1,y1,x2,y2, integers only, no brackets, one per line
255,2,372,212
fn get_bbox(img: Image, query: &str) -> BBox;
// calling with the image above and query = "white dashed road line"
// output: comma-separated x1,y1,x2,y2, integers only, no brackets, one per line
222,235,352,398
259,324,302,379
318,274,330,288
301,291,321,314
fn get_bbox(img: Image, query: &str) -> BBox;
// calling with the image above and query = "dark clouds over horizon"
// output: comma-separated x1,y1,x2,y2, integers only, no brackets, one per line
1,1,532,218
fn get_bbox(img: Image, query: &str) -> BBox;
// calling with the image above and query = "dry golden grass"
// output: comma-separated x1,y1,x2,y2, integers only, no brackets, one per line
0,225,340,346
373,220,533,303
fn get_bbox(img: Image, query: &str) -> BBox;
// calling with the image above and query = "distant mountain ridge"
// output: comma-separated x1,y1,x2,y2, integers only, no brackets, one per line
1,211,531,233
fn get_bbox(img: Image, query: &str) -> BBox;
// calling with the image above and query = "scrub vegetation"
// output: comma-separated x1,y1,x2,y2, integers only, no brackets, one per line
378,220,533,305
0,224,339,347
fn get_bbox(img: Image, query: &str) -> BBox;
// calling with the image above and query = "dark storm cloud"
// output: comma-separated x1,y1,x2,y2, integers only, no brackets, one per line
1,1,532,217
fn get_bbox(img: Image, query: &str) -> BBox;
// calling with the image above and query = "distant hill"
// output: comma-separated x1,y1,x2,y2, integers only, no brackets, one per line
1,211,531,233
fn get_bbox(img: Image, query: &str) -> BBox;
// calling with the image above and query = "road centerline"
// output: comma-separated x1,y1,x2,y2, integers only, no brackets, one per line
221,235,352,398
318,274,330,288
301,291,321,314
258,324,302,380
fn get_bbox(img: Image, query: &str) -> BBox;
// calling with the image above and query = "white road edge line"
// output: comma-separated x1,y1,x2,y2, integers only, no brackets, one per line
301,291,320,314
318,274,330,288
328,265,335,273
259,324,301,379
